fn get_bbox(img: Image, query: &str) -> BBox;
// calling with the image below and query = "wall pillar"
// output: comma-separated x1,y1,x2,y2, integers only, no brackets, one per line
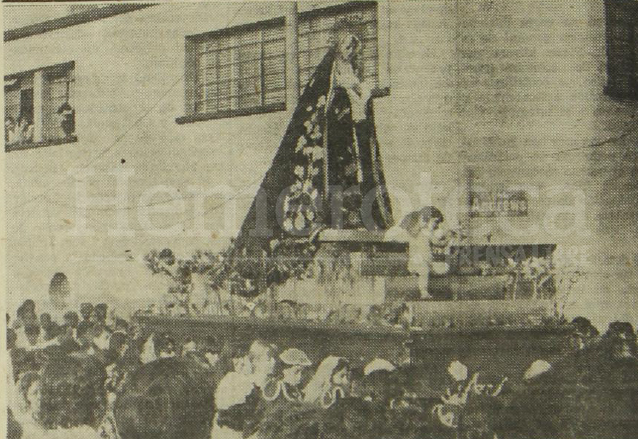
33,69,45,143
285,2,299,110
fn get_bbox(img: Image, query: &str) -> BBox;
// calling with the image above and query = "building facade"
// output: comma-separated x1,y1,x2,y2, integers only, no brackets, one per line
4,0,638,327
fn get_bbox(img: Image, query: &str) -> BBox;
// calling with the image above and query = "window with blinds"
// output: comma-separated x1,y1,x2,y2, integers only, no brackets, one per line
298,3,379,91
192,19,286,116
604,0,638,100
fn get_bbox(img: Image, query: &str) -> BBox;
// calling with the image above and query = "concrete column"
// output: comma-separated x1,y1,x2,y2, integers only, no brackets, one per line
285,2,299,109
32,70,45,143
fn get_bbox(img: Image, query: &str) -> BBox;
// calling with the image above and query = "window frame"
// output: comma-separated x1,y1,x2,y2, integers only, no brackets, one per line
4,60,77,153
178,16,287,124
604,0,638,100
177,1,390,124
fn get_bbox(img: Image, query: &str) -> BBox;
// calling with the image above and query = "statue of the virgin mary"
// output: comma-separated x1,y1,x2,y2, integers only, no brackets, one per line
236,18,393,255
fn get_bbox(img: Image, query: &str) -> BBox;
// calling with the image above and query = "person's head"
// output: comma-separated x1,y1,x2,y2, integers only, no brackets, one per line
115,318,129,333
115,357,215,439
605,322,637,360
419,206,444,232
18,114,31,126
57,101,72,115
39,355,107,429
109,331,129,360
39,313,52,327
360,369,403,406
63,311,79,328
24,324,41,346
304,356,351,404
248,339,278,380
80,303,94,320
155,333,176,358
203,336,220,354
18,299,36,317
331,358,351,387
92,303,108,323
158,248,176,266
279,348,312,387
332,18,364,65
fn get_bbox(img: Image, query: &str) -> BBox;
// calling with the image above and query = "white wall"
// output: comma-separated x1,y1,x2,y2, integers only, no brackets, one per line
4,1,638,328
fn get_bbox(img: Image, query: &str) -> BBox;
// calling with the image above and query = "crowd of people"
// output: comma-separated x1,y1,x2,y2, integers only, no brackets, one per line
5,298,638,439
5,115,34,146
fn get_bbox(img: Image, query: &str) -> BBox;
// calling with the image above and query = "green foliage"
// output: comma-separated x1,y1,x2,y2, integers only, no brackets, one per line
144,238,318,300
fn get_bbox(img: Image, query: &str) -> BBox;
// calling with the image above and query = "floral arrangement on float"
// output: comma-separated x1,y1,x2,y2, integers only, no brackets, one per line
143,237,319,316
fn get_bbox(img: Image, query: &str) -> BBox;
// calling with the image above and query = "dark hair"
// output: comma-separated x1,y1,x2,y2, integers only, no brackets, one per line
80,303,94,317
156,333,176,352
39,356,106,429
115,358,215,439
605,321,635,339
17,300,36,321
115,318,129,332
24,324,41,338
64,311,79,327
158,248,175,265
332,358,351,381
400,207,444,237
22,299,36,311
572,316,599,336
109,332,128,353
94,303,108,319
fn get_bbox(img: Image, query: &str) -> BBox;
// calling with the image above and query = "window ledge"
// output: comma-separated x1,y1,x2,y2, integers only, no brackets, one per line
176,102,286,124
176,89,389,125
5,135,78,153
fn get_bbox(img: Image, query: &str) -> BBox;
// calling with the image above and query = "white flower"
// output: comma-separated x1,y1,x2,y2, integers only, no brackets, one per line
448,360,468,382
283,218,293,231
306,105,313,112
305,210,315,221
305,120,315,134
296,136,307,152
311,147,324,161
294,165,305,178
310,128,322,142
317,95,326,107
294,212,306,230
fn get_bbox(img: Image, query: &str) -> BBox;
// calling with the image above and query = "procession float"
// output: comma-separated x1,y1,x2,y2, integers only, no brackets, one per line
133,16,580,383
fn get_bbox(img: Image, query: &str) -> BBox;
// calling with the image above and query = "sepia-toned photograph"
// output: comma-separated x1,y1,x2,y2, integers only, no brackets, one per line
2,1,638,438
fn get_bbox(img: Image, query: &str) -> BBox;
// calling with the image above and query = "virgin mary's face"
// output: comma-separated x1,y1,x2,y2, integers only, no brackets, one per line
338,33,362,62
